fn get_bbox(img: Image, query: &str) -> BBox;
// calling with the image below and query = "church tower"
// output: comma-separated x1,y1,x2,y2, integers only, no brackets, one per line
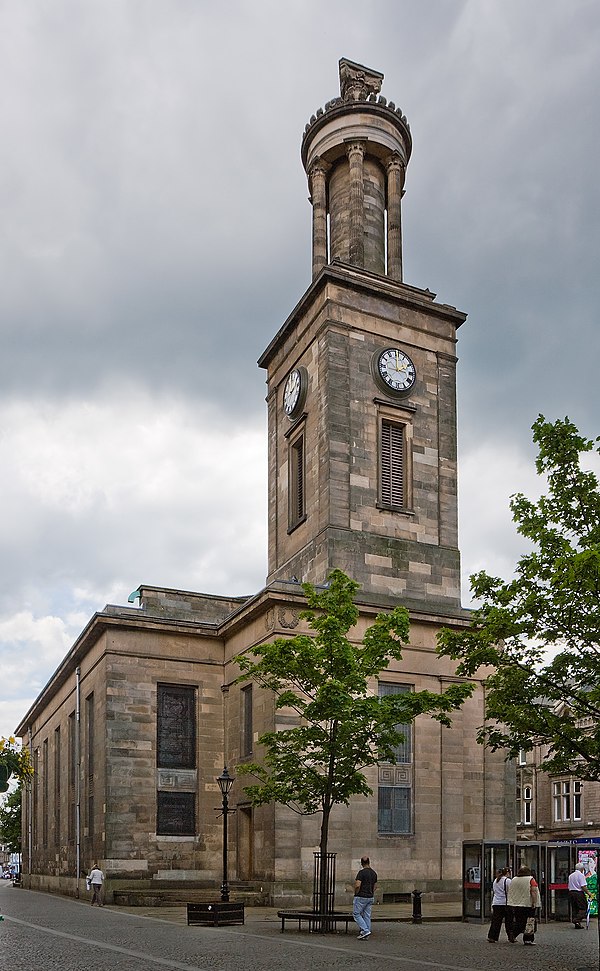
259,59,466,608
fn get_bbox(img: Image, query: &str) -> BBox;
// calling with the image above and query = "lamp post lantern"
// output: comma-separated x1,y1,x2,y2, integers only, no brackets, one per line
217,766,235,902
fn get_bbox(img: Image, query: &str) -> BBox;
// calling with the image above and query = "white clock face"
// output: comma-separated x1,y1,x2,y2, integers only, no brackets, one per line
377,348,416,394
283,369,302,417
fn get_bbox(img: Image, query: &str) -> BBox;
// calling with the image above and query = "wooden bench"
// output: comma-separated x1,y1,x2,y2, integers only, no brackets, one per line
277,910,354,933
187,902,245,926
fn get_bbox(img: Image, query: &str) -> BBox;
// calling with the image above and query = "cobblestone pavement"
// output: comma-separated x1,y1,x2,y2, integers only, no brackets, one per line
1,883,598,971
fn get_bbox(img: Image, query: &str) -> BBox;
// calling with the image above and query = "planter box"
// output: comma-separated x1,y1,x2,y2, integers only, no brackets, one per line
187,902,245,926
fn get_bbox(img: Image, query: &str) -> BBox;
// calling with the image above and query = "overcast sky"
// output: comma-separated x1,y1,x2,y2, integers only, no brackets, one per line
1,0,599,742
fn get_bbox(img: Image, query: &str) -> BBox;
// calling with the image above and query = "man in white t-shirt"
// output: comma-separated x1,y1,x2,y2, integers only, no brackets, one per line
568,863,588,928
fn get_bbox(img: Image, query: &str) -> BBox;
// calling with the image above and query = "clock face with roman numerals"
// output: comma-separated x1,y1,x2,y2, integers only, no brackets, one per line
283,367,307,419
376,348,416,394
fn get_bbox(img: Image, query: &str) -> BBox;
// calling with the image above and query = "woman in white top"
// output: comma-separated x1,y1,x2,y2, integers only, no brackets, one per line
487,867,512,942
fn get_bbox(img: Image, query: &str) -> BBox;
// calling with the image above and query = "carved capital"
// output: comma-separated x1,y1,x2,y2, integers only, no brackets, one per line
309,157,330,179
346,139,365,162
386,152,405,174
339,57,383,102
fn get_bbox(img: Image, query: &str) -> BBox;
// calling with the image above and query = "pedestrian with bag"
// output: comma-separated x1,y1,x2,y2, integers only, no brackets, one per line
507,865,540,945
487,866,513,942
88,862,105,907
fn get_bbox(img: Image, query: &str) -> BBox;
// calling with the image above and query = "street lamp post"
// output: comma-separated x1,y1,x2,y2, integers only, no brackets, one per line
217,766,235,903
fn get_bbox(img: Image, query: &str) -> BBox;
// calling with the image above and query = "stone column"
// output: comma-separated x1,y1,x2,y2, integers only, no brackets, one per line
386,153,405,281
309,159,329,278
346,140,365,268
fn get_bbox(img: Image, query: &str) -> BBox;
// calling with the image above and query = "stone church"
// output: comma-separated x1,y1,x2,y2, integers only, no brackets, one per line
16,59,514,906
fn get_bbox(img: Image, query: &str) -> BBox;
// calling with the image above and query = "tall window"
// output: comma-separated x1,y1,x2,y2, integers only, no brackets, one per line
32,748,39,849
86,694,94,838
380,419,406,508
157,684,196,769
157,684,196,836
378,786,411,835
553,779,582,822
68,712,76,842
522,784,533,824
42,739,48,846
289,432,305,529
377,683,412,835
241,685,253,758
54,727,61,846
378,682,412,762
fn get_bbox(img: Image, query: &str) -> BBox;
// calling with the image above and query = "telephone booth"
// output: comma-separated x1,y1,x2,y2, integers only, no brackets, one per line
462,840,547,921
547,841,599,921
547,843,571,920
463,841,513,920
515,841,546,915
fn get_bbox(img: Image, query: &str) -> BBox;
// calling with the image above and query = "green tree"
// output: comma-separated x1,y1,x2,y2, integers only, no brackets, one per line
235,569,472,910
0,737,32,792
0,787,22,853
438,415,600,779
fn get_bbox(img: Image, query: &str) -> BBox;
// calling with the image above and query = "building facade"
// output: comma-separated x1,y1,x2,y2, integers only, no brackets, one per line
517,729,600,843
16,59,515,906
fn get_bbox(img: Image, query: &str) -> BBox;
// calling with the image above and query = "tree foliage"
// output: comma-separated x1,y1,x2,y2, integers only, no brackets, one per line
438,415,600,779
235,569,472,862
0,786,22,853
0,737,32,790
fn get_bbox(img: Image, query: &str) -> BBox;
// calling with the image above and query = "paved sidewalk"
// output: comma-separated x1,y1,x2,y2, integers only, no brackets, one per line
104,899,600,971
2,883,598,971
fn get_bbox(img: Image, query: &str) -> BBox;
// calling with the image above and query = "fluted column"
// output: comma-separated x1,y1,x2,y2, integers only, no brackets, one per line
309,159,329,278
386,153,405,281
346,140,365,268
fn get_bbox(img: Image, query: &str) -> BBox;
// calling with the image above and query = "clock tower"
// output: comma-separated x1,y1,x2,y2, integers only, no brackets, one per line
259,58,466,610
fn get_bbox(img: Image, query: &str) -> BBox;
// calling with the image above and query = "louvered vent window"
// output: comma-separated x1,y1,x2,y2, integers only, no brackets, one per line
380,419,405,507
289,434,305,528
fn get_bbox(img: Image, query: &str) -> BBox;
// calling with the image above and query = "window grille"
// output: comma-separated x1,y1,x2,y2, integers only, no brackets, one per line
378,786,411,835
157,684,196,769
157,791,195,836
378,682,412,762
377,682,412,834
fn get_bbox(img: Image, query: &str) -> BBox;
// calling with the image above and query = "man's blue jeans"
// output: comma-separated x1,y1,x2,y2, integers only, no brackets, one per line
353,895,374,934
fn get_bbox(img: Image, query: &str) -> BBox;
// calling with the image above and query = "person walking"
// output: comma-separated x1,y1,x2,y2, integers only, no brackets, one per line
88,863,105,907
487,867,513,942
507,865,540,945
353,855,377,940
568,863,589,929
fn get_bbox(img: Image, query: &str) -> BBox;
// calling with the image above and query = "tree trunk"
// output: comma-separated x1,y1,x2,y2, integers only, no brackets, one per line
318,803,332,915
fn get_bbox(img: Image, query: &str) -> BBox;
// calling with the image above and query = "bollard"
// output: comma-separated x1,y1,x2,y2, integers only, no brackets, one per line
412,889,423,924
